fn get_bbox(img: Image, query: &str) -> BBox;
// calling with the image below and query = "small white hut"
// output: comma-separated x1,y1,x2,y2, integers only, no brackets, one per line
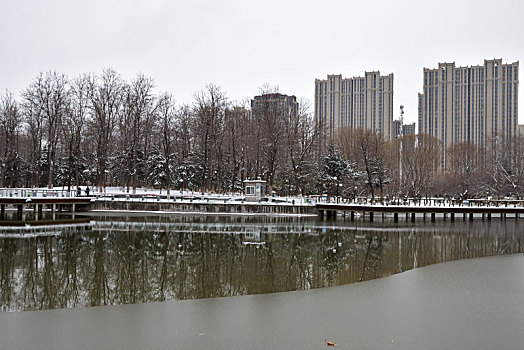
243,179,267,201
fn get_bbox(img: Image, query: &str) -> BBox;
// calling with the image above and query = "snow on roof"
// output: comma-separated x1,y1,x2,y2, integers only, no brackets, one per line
243,179,267,184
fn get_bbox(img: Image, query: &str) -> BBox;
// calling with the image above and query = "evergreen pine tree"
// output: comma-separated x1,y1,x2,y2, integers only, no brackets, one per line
316,144,359,199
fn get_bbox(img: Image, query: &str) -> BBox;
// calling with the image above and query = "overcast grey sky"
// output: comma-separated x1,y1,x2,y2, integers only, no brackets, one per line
1,0,523,123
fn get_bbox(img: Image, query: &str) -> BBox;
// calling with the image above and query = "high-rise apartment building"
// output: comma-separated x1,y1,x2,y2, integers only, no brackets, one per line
393,120,415,138
418,58,519,168
315,72,394,147
251,93,298,122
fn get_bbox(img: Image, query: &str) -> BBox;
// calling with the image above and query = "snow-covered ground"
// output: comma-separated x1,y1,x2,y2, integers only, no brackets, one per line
90,187,315,206
1,187,522,209
0,186,314,205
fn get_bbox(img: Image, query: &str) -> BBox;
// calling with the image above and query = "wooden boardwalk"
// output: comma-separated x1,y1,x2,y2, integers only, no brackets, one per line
0,197,93,221
2,187,523,222
316,202,524,221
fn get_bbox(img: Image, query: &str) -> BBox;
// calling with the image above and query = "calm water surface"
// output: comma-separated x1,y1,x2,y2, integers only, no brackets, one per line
1,214,523,312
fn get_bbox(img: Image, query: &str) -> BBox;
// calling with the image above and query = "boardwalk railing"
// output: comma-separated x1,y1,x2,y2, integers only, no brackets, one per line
316,202,524,221
0,188,79,198
318,196,524,208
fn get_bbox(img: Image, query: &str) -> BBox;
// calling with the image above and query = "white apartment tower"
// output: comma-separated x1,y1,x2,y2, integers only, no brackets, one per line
315,72,394,146
418,59,519,168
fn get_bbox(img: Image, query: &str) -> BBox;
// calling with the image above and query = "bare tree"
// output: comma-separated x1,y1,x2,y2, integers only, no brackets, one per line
193,84,227,193
130,75,155,192
400,134,440,197
171,104,193,192
116,75,156,193
62,74,90,190
22,88,44,187
0,92,22,187
446,142,481,197
482,134,524,198
223,104,251,192
252,85,287,195
88,69,123,192
336,128,391,201
22,72,69,188
510,135,524,198
284,97,318,195
155,92,176,195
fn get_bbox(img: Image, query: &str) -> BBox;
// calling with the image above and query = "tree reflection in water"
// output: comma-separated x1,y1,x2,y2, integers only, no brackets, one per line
1,215,523,311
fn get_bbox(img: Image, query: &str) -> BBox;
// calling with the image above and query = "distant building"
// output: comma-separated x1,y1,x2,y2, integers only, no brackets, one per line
393,120,416,139
418,58,519,169
251,93,298,122
519,124,524,136
393,120,401,138
403,122,415,136
226,106,250,120
315,71,394,148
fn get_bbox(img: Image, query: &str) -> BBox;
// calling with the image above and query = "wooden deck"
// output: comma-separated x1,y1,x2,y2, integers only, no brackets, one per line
316,202,524,221
0,197,93,221
0,197,92,205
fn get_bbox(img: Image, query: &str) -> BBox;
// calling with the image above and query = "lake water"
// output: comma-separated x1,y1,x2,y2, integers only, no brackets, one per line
0,252,523,349
1,213,523,312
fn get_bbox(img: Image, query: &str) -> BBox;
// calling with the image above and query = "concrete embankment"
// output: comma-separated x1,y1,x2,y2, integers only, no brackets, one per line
90,198,317,215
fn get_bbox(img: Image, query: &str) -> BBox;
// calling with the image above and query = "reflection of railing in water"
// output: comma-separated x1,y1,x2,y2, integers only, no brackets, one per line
93,221,295,235
0,221,93,237
0,216,91,226
90,219,520,236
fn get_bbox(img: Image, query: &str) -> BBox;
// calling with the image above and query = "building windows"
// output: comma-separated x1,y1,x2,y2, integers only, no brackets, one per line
245,186,255,195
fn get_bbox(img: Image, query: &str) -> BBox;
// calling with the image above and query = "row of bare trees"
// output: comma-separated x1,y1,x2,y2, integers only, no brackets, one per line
1,68,523,198
443,135,524,198
0,69,319,194
331,128,524,200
